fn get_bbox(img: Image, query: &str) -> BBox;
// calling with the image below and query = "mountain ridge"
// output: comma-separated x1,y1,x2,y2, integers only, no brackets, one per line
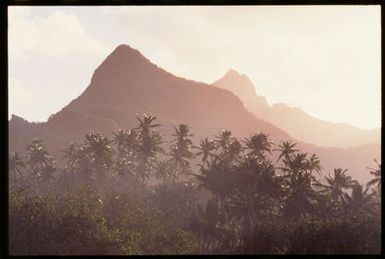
212,69,381,148
9,44,291,154
9,44,380,184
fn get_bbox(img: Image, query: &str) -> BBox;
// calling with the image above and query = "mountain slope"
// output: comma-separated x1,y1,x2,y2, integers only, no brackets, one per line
53,45,290,140
9,45,380,184
9,44,290,158
212,69,381,148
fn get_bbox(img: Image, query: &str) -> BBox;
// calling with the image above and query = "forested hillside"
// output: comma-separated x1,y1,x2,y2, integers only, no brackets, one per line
9,114,381,255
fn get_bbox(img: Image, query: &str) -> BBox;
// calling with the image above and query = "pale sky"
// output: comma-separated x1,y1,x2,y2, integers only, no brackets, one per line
8,5,381,129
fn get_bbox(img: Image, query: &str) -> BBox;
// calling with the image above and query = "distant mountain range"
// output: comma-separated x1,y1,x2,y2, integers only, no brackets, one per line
212,69,381,148
9,44,380,184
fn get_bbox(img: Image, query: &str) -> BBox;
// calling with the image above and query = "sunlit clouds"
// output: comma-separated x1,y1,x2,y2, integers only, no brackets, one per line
9,8,108,59
8,6,380,129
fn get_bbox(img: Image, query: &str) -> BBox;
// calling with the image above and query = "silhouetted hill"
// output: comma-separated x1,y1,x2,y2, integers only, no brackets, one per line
9,44,289,161
8,45,380,184
212,69,381,148
55,45,289,139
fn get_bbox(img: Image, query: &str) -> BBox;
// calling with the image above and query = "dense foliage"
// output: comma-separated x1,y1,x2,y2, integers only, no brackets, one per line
9,114,381,255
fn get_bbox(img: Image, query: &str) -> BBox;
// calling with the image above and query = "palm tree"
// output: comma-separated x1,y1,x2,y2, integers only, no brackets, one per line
195,138,217,166
112,129,138,179
274,140,298,162
62,142,93,186
84,132,114,177
243,132,273,159
279,152,319,217
342,183,374,212
214,129,233,154
134,114,164,183
367,159,381,189
282,171,317,218
193,159,237,203
113,129,138,159
81,132,114,191
315,168,357,203
135,113,161,137
113,129,129,156
168,145,192,182
236,155,283,206
167,124,195,182
222,139,243,165
26,138,50,173
213,130,242,165
171,124,193,149
231,154,283,247
60,143,82,194
62,142,80,169
306,154,323,176
193,157,238,242
280,152,309,176
25,138,56,195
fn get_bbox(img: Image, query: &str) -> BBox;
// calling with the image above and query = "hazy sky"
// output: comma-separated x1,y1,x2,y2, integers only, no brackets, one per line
8,6,381,129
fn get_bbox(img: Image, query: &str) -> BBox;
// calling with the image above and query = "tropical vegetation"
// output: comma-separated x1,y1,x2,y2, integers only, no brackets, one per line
9,114,381,255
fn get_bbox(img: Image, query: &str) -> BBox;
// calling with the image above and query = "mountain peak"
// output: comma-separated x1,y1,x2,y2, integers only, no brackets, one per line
225,69,241,76
115,43,133,50
223,69,249,81
110,44,143,58
212,70,270,115
90,44,155,85
104,44,150,66
212,69,257,97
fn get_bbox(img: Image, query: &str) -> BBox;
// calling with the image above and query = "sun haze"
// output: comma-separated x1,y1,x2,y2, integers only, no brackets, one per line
8,5,381,129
